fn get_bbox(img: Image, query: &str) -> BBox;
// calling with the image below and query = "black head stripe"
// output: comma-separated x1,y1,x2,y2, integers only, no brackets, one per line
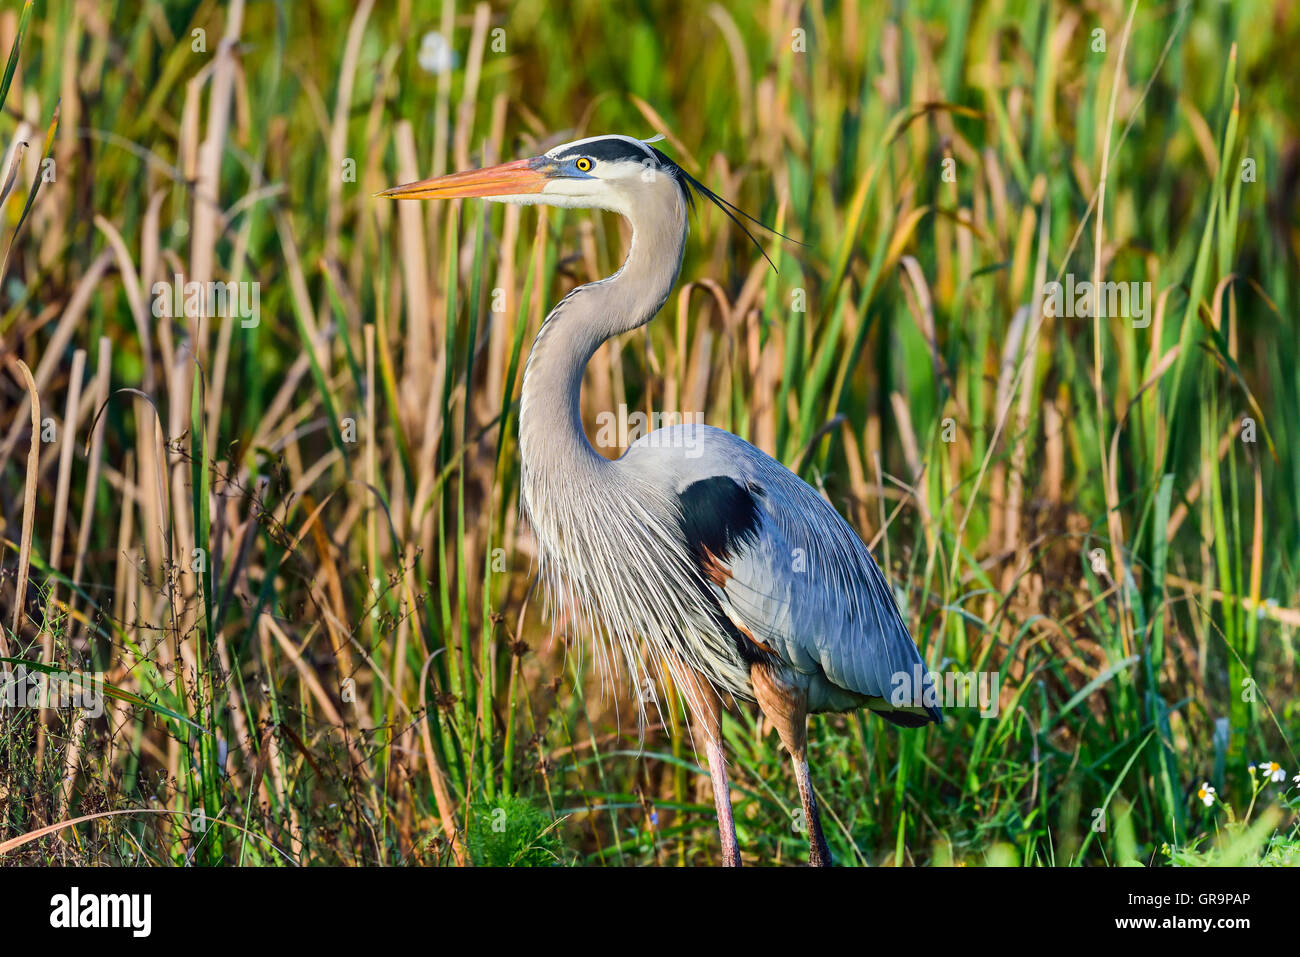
554,137,657,165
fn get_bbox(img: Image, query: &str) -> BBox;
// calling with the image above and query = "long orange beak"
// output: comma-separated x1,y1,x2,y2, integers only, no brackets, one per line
377,157,551,200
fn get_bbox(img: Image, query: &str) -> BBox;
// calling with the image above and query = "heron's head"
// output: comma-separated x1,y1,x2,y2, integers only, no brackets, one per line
379,134,688,212
380,133,785,264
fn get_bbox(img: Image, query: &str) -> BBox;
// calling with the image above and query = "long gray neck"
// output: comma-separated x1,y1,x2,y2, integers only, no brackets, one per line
519,186,687,476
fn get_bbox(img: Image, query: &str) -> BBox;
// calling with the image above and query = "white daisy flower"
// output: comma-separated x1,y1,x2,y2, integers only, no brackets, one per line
1197,782,1216,807
1257,761,1286,783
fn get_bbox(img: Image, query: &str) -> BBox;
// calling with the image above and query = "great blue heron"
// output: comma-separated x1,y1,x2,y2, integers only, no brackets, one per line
382,133,940,866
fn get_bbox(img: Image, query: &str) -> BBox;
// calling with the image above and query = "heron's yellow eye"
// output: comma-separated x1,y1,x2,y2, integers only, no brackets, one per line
574,157,593,172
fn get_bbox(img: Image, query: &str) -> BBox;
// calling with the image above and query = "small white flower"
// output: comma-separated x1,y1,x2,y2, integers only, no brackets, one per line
1197,782,1216,807
1257,760,1286,783
418,31,454,75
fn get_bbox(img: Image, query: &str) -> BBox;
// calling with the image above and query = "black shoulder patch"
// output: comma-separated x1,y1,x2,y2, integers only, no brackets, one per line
677,478,774,667
678,477,762,563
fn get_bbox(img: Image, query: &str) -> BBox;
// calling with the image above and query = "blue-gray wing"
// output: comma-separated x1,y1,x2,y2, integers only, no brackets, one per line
665,433,940,723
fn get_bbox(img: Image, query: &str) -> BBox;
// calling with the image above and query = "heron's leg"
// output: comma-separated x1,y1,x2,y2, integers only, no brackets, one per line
705,735,741,868
686,670,740,867
792,749,832,867
751,665,833,867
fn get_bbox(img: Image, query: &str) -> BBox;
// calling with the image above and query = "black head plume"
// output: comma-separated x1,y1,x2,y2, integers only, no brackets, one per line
648,146,801,272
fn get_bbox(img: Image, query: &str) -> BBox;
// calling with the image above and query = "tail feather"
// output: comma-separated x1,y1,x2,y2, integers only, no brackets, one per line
872,704,942,728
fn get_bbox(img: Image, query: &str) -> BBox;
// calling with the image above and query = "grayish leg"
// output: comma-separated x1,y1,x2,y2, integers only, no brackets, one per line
688,669,740,866
792,752,832,867
751,663,833,866
705,736,741,867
